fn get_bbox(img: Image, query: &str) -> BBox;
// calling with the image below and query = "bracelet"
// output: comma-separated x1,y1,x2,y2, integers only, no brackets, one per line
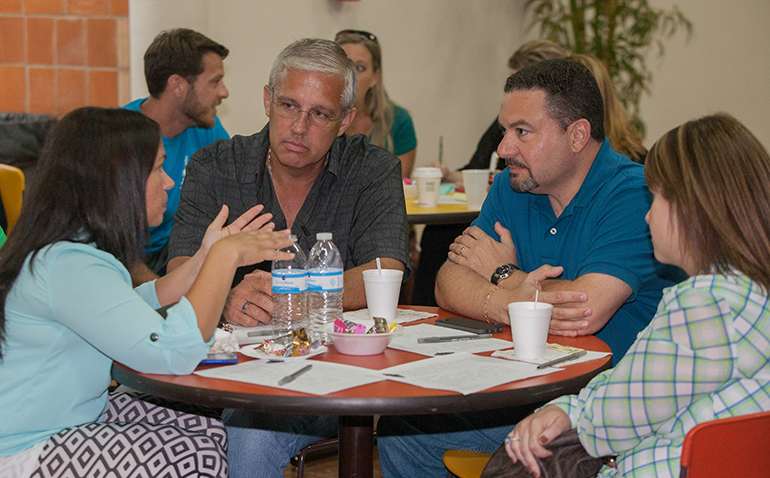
484,286,501,323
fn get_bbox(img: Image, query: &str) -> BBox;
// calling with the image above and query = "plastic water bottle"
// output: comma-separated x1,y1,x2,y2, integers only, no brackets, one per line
306,232,343,343
271,235,308,337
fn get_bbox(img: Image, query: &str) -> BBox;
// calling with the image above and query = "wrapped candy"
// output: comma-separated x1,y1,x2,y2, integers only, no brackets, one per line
366,317,389,334
256,328,316,357
334,318,367,334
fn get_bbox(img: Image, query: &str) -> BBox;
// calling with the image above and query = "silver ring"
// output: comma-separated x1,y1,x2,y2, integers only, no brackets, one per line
504,435,520,443
241,301,250,314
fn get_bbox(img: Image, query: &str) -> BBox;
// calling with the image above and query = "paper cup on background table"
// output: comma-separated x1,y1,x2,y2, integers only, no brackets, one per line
413,167,443,207
462,169,490,210
362,269,404,322
508,302,553,359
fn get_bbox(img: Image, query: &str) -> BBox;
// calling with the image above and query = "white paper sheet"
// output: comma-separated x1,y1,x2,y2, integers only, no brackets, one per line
491,343,612,367
194,360,384,395
342,308,438,326
376,352,556,395
387,323,515,356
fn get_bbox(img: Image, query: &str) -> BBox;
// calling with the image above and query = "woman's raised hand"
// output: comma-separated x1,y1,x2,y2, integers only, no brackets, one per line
199,205,275,256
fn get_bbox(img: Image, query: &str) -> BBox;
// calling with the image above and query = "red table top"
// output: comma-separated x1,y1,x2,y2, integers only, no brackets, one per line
112,307,611,416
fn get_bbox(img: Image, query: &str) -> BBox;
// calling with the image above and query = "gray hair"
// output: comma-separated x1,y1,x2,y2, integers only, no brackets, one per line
268,38,357,112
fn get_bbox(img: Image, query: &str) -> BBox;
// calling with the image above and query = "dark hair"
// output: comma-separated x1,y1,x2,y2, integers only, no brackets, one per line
645,113,770,291
504,59,605,142
144,28,229,98
0,107,160,358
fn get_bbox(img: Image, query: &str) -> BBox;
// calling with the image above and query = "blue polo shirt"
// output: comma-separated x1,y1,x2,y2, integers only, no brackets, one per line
123,98,229,253
473,139,681,362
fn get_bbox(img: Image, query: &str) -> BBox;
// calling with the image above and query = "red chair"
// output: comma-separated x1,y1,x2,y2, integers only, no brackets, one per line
679,410,770,478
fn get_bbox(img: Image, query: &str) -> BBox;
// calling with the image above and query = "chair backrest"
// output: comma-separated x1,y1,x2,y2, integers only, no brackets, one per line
0,164,25,234
679,410,770,478
443,449,492,478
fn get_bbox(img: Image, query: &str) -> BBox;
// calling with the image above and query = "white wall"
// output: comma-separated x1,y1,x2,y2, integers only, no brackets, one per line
641,0,770,150
129,0,770,170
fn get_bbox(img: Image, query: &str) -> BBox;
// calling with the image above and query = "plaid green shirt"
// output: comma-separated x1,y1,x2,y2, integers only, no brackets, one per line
551,272,770,477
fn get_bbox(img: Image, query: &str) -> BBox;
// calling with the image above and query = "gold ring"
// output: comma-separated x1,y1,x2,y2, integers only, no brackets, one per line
459,245,467,254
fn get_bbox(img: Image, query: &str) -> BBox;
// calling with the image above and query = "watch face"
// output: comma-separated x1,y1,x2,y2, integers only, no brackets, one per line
498,264,512,275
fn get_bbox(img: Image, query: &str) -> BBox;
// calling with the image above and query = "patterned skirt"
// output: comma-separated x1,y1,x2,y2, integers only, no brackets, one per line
24,392,228,478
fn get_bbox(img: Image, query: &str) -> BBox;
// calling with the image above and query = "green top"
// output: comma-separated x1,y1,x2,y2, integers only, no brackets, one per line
385,103,417,156
0,227,6,248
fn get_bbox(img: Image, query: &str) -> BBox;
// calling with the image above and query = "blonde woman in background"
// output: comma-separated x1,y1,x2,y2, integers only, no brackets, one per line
571,54,647,163
335,29,417,178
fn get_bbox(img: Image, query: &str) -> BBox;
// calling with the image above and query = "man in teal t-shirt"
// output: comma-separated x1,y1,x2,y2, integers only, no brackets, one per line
123,28,230,282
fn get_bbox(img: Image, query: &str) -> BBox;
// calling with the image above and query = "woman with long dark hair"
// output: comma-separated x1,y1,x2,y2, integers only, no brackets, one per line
0,107,293,478
504,113,770,478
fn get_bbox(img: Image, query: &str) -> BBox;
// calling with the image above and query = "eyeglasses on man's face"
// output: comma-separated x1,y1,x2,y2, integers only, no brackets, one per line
270,99,343,129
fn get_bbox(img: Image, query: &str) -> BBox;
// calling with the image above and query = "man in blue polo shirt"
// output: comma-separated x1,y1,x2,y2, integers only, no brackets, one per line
124,28,230,282
377,59,681,477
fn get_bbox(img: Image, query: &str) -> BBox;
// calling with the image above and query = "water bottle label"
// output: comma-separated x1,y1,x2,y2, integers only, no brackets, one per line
272,269,308,293
307,268,343,291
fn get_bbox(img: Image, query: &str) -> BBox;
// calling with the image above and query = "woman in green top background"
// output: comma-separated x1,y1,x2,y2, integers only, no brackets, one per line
335,29,417,178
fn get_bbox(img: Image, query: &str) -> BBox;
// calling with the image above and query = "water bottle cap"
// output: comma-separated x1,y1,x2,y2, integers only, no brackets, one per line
316,232,332,240
289,235,298,241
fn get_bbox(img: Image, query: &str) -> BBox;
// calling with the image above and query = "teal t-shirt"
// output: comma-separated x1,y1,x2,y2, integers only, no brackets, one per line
387,103,417,156
0,227,6,248
123,98,229,253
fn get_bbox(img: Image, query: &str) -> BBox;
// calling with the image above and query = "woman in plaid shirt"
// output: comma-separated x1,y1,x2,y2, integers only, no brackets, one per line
504,113,770,478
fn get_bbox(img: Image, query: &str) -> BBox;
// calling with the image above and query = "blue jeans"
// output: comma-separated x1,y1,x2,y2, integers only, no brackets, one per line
222,409,338,478
377,407,539,478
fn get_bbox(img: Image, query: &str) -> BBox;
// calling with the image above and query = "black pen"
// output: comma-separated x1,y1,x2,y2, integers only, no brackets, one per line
278,364,313,385
417,334,492,344
536,350,588,369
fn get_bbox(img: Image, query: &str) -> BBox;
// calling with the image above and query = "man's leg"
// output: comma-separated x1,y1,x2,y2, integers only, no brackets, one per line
223,408,338,478
377,406,539,478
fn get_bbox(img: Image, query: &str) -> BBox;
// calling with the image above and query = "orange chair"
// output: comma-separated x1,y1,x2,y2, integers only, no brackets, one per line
679,410,770,478
0,164,25,234
443,450,492,478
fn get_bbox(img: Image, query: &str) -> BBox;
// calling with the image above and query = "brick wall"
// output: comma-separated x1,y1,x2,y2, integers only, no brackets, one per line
0,0,129,116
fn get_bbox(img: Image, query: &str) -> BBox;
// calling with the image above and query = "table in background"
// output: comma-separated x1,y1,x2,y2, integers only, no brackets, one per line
112,307,611,478
406,199,480,225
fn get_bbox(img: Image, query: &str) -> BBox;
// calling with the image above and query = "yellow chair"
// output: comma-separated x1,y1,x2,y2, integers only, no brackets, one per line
443,450,493,478
0,164,25,234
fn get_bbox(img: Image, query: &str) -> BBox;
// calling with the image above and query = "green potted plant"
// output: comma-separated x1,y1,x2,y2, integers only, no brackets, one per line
524,0,692,135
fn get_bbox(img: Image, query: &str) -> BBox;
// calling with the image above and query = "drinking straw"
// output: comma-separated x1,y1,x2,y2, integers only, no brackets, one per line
376,257,382,274
534,290,539,309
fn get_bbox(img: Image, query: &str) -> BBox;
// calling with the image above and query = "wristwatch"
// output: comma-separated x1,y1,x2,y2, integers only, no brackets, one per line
491,263,520,285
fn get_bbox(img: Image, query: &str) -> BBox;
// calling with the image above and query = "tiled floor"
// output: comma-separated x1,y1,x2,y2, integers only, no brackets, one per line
283,445,383,478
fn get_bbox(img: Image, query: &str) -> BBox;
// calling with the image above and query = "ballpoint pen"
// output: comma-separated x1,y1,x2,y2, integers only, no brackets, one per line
417,334,493,344
247,329,275,337
536,350,588,369
278,364,313,385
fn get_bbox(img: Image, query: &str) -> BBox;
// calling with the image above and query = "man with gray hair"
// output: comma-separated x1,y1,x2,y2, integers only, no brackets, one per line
168,38,409,324
167,38,409,477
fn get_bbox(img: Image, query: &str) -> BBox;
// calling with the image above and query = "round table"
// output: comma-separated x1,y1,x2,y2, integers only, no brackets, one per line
112,307,611,478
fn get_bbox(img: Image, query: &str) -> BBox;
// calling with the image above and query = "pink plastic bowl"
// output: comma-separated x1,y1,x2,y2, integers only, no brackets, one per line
328,331,395,356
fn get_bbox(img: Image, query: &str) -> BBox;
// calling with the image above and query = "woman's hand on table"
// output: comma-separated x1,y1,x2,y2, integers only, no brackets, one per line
504,405,572,478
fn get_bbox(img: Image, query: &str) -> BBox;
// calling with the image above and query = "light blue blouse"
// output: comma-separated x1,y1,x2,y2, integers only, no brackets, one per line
0,241,211,456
